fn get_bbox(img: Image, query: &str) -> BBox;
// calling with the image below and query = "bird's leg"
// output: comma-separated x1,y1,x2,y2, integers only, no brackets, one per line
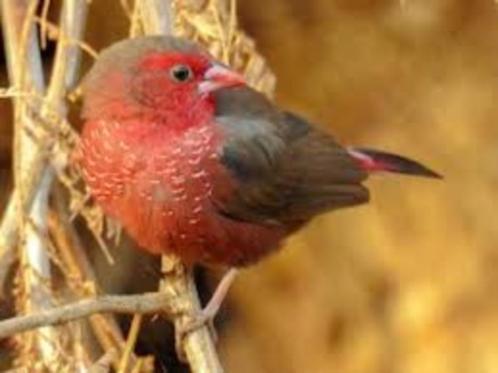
178,267,239,339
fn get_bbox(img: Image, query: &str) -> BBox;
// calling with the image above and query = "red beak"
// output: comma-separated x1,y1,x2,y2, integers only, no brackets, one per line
198,62,246,94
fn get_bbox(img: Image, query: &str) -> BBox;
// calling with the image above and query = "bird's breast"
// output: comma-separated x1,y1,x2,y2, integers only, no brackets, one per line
79,119,284,266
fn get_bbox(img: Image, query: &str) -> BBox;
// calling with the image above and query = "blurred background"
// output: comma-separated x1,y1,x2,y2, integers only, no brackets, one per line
228,1,498,372
1,0,498,372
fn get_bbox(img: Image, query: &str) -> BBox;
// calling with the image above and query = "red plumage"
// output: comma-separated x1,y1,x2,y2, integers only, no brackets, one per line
77,36,440,267
79,117,285,265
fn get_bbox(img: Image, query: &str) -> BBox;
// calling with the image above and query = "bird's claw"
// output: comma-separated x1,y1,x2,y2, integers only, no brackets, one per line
175,308,218,361
174,268,238,360
184,308,218,338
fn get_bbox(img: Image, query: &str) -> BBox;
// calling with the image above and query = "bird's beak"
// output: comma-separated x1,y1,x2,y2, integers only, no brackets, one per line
198,62,246,94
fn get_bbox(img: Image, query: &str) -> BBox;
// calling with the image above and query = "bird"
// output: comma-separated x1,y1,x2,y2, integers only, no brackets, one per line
76,35,440,335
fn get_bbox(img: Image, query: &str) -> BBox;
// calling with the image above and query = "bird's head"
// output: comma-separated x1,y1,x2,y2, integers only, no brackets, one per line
82,36,246,129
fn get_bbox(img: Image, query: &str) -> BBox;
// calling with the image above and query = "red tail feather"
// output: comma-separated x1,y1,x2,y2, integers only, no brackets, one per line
347,147,442,179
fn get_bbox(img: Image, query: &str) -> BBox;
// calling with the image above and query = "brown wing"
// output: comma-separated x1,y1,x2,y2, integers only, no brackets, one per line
213,87,369,227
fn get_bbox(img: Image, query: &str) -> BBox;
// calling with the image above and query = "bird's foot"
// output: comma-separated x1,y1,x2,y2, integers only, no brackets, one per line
175,309,218,362
177,305,219,343
175,268,238,358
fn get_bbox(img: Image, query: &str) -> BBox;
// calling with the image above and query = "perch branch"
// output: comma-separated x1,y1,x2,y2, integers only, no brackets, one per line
0,292,185,339
160,257,224,373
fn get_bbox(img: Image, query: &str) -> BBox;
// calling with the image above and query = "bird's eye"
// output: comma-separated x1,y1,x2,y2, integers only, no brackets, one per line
170,64,193,82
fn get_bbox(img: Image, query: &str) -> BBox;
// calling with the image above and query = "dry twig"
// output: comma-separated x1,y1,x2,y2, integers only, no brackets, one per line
0,292,184,339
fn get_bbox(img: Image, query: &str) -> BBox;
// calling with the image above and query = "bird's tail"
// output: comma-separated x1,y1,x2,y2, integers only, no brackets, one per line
347,147,442,179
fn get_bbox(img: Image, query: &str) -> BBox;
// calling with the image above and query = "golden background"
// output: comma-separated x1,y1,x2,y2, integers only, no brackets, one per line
222,1,498,372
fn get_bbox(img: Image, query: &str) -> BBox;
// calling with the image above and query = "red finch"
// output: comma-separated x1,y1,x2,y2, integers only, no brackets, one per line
76,36,440,330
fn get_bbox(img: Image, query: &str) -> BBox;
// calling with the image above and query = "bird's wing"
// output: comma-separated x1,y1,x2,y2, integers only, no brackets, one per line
212,87,369,226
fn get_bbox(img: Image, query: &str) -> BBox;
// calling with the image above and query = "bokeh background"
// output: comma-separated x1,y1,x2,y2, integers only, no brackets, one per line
1,0,498,372
224,1,498,372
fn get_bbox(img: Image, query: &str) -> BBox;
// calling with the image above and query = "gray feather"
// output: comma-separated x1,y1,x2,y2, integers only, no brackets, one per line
213,86,369,226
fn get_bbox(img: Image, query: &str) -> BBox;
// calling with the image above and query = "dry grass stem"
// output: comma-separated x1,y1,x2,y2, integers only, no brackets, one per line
117,314,143,373
2,0,64,367
89,349,117,373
